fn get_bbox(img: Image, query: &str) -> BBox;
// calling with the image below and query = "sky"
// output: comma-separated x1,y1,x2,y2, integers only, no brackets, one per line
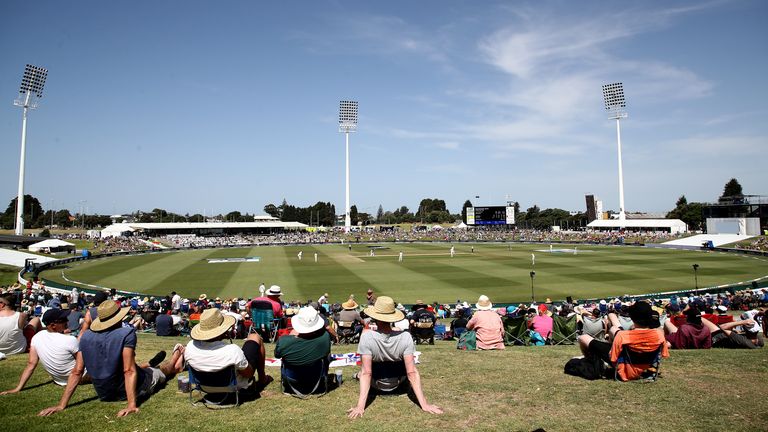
1,0,766,218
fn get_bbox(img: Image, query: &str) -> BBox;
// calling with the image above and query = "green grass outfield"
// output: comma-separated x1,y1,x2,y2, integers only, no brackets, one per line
39,243,768,303
0,334,766,432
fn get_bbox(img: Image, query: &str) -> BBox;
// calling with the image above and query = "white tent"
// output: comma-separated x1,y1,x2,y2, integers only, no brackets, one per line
28,239,76,253
454,222,468,229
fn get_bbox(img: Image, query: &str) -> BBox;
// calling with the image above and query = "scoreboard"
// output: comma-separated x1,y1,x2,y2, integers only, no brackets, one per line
466,206,515,225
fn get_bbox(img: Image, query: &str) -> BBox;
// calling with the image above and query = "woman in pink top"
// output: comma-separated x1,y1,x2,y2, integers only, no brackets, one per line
529,304,553,340
466,295,505,350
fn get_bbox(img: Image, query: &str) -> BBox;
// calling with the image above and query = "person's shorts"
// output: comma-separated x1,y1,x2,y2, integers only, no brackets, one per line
588,339,612,364
711,329,728,346
137,366,166,398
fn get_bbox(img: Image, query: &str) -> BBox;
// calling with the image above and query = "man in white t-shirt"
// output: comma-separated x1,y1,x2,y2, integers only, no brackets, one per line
0,308,88,396
185,308,272,391
171,291,181,312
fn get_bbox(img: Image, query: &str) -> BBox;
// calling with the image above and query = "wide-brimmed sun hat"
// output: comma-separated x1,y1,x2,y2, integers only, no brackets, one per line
266,285,283,296
364,296,405,323
291,306,325,334
476,295,493,311
342,298,358,310
191,308,236,341
198,294,207,301
90,300,131,332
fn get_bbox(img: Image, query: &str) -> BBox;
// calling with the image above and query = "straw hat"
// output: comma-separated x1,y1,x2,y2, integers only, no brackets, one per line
342,298,358,310
363,296,405,323
90,300,131,332
198,294,207,301
266,285,283,296
191,308,236,341
291,306,325,334
476,295,493,311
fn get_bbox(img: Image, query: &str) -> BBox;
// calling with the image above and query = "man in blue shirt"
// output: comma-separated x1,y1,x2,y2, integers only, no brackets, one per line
39,300,185,417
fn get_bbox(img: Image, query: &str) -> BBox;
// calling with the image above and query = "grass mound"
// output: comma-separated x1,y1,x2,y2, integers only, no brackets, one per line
1,333,766,432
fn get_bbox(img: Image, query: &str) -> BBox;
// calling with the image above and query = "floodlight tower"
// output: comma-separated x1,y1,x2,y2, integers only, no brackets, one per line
339,100,358,231
13,64,48,235
602,82,628,221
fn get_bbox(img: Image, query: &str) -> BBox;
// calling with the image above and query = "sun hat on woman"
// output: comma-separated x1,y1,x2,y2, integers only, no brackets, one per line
363,296,405,323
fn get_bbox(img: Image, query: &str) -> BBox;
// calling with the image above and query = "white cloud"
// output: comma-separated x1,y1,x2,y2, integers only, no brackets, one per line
433,141,460,150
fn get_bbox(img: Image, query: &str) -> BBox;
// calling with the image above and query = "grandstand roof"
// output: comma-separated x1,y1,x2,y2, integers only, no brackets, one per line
101,221,308,236
587,218,687,233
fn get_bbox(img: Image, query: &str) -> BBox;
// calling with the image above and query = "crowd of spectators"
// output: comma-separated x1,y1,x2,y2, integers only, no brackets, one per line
150,228,689,250
1,277,766,418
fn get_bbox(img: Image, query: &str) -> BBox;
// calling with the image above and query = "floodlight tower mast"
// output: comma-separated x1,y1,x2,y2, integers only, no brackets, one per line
13,64,48,235
339,100,358,231
602,82,628,221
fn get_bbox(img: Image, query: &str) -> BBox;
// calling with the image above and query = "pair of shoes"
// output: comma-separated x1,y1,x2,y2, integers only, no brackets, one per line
352,372,360,380
148,350,167,368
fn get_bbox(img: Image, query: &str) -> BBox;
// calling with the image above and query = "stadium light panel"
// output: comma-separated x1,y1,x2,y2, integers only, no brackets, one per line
339,100,358,132
602,82,627,119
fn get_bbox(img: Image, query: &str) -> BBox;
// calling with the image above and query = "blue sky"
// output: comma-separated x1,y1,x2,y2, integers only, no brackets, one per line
1,1,766,218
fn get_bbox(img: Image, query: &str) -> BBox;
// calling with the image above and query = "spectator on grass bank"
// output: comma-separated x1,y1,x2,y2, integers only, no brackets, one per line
275,306,333,395
366,289,377,306
577,301,669,381
47,300,185,417
185,308,273,394
528,304,554,341
0,293,42,356
248,285,284,319
701,315,764,349
664,306,712,349
348,296,442,419
0,309,91,398
466,295,505,350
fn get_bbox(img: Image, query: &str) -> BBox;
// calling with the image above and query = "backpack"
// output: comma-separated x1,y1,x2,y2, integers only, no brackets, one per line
564,353,608,380
457,329,477,351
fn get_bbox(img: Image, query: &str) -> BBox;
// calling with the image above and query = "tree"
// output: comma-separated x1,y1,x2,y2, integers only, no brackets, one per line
376,205,384,223
350,205,359,226
667,195,704,231
720,178,744,201
461,200,473,224
225,211,242,222
2,194,45,229
263,204,280,218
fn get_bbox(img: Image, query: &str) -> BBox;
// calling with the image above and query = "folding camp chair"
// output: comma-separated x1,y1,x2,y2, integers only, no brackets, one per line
411,321,436,345
503,316,529,346
580,315,606,340
281,358,329,399
551,315,578,345
336,321,361,344
433,324,447,340
249,300,279,342
187,364,240,409
614,342,664,382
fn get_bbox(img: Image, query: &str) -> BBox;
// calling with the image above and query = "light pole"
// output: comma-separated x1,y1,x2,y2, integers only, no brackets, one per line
530,271,536,303
13,64,48,235
339,100,358,232
602,82,628,221
692,264,699,290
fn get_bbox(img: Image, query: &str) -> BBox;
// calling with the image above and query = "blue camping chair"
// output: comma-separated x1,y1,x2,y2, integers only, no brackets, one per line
187,364,240,409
